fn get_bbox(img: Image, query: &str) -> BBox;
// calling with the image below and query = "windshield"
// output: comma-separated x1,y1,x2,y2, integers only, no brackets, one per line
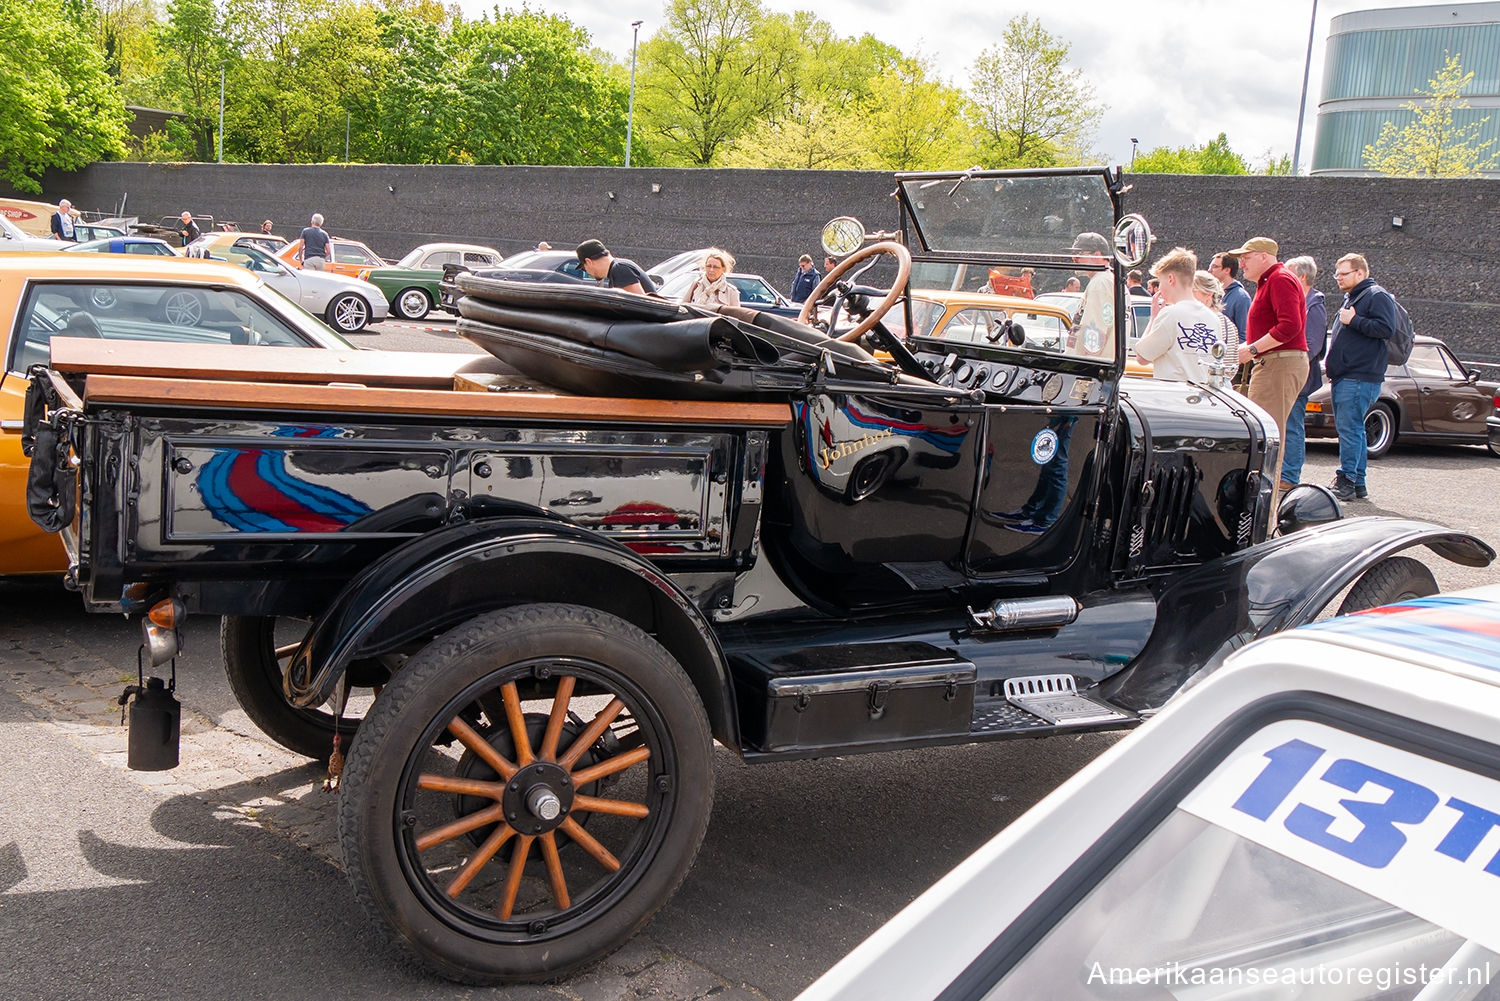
396,247,423,268
987,718,1500,1000
899,171,1115,259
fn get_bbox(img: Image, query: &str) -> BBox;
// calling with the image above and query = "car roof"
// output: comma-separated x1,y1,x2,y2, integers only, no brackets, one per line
0,252,265,287
408,243,502,255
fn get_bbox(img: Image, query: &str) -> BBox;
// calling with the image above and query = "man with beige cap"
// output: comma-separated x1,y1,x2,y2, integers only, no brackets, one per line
1230,236,1308,454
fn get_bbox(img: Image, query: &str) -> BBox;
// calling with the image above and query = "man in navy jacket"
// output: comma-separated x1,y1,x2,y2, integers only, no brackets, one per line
790,254,821,303
1325,252,1396,501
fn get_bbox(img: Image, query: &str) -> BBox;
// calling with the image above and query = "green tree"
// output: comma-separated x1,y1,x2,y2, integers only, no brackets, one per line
722,96,870,168
1131,133,1250,175
635,0,797,166
0,0,130,192
968,15,1102,167
1363,52,1500,177
858,56,976,170
451,10,628,166
155,0,231,159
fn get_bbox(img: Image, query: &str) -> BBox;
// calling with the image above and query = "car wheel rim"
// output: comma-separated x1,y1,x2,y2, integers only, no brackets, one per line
164,293,201,325
398,289,428,319
334,296,368,331
90,289,117,310
395,658,672,942
1365,409,1391,452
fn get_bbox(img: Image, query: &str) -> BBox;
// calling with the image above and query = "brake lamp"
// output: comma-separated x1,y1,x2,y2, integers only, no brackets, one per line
358,269,370,281
148,596,185,630
142,596,186,665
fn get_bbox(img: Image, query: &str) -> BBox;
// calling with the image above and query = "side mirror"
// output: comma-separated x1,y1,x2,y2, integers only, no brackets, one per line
1113,214,1154,268
821,216,866,257
1468,370,1480,384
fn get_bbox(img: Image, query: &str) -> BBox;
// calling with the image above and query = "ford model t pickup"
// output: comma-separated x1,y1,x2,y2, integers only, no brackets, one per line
23,168,1493,984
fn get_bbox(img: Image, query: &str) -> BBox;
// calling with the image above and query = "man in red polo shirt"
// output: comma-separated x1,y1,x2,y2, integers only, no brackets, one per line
1231,236,1309,457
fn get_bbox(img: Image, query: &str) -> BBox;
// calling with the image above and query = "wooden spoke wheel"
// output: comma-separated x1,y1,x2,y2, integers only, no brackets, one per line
339,603,713,984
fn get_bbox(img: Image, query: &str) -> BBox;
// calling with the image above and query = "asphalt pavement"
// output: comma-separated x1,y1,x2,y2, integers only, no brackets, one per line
2,335,1497,1000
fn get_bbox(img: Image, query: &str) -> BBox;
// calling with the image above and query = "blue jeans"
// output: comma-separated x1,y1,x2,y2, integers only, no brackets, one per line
1332,379,1382,486
1282,393,1309,484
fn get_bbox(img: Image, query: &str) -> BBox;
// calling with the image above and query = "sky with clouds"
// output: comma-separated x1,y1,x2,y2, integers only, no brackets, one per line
456,0,1455,171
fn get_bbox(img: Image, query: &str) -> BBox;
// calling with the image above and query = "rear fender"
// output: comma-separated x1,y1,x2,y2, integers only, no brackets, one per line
284,517,737,745
1098,516,1494,711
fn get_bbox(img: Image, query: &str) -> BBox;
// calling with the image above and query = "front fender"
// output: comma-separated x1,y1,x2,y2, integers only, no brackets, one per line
1098,516,1494,711
283,517,737,745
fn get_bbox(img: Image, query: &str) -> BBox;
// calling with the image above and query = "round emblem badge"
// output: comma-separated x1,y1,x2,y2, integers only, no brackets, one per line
1031,428,1059,465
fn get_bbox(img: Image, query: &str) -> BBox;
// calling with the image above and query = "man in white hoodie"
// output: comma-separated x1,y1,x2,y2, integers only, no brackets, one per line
1135,246,1223,382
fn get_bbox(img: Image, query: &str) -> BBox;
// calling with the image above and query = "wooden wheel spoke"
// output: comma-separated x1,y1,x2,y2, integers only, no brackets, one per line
558,817,621,872
273,641,300,660
538,676,576,761
571,793,650,819
444,822,516,898
558,697,626,770
416,802,507,852
417,773,507,798
501,681,534,766
445,716,517,780
569,745,650,786
539,832,570,910
498,834,534,920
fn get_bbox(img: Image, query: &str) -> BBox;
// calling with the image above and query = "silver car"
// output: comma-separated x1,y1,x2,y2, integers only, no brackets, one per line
202,242,389,333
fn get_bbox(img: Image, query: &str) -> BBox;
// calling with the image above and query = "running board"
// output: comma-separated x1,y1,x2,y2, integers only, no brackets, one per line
970,674,1135,734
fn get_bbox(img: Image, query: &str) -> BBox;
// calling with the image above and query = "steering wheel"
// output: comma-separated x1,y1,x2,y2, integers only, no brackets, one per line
797,240,912,343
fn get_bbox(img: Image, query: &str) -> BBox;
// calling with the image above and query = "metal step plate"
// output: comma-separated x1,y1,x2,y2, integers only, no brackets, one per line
1003,674,1130,726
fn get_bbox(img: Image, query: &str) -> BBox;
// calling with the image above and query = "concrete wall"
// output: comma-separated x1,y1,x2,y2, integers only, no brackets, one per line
11,162,1500,362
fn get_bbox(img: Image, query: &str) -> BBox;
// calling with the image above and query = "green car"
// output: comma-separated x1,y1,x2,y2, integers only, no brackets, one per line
359,242,504,320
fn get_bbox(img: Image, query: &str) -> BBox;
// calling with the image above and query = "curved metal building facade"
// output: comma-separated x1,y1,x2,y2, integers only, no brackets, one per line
1313,2,1500,176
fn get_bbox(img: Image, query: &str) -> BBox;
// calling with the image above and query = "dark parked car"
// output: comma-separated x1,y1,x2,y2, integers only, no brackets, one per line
437,250,594,314
1304,334,1500,457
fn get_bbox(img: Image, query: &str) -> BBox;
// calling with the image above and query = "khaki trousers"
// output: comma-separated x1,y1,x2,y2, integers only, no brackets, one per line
1247,349,1310,452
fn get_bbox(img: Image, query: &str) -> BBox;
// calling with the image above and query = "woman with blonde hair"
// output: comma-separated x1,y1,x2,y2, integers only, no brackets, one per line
683,248,741,308
1192,269,1240,358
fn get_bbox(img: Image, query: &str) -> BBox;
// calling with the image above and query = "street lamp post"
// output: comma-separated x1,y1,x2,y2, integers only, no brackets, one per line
1130,137,1139,170
217,62,225,163
625,19,643,168
1292,0,1319,176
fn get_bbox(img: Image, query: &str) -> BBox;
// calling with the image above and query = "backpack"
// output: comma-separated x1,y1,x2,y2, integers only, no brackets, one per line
1351,285,1415,366
1376,286,1415,365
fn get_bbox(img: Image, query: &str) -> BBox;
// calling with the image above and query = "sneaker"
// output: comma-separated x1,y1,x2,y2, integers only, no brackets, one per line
991,508,1033,522
1355,481,1369,499
1003,519,1050,535
1278,480,1296,492
1330,472,1356,501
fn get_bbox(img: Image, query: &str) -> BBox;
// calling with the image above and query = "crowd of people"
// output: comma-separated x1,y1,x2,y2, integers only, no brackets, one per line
1134,236,1400,502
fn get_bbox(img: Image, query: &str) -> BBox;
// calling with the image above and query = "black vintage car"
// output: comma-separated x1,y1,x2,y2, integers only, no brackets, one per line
23,167,1492,985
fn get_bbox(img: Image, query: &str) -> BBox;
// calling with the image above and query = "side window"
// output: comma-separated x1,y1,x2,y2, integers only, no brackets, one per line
1438,346,1469,380
560,261,591,281
1407,344,1452,380
335,244,377,266
463,252,497,266
732,278,774,306
125,243,158,255
423,251,459,269
14,282,313,367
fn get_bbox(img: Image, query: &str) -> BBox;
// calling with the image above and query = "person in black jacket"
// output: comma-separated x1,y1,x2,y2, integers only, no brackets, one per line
1325,253,1396,501
50,199,77,241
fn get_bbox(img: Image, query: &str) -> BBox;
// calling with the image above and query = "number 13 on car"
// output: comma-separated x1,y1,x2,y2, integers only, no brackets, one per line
1184,719,1500,953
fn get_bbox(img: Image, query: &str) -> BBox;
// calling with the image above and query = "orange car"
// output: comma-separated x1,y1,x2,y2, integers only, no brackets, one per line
0,253,356,575
276,237,387,278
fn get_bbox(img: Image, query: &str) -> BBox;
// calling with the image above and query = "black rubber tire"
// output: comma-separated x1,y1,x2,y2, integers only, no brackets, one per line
339,603,713,984
1337,556,1438,614
221,615,359,761
1364,402,1397,459
1488,437,1500,458
394,287,432,320
325,292,371,333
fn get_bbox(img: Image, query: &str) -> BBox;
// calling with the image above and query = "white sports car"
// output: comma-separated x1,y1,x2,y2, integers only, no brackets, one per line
799,581,1500,1001
209,242,389,333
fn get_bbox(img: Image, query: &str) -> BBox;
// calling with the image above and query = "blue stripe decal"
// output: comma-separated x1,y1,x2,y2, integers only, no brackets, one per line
1303,596,1500,671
